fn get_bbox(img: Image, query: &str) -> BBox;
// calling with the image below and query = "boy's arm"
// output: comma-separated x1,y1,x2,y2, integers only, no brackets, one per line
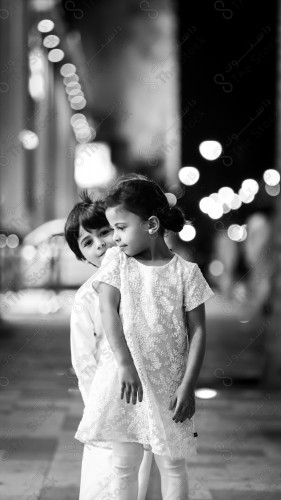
96,282,143,404
70,304,98,405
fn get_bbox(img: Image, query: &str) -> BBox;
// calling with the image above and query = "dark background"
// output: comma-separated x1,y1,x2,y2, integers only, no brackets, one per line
179,0,277,257
61,0,277,259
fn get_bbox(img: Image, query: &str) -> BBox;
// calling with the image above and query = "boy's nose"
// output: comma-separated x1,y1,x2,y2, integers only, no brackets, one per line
95,239,106,249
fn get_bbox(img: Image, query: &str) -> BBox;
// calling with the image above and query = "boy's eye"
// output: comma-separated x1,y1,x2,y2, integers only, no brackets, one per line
84,240,92,247
100,229,112,236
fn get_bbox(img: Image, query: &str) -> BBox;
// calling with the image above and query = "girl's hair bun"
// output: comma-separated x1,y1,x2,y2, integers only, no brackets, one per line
165,205,186,233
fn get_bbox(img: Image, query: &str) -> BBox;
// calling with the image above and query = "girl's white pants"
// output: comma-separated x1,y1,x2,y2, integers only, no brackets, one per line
111,441,189,500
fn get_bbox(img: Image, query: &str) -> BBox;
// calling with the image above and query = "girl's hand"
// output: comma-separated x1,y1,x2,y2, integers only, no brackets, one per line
119,363,143,405
169,384,195,423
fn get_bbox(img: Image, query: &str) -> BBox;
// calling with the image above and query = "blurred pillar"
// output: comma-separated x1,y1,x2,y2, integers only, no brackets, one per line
0,0,29,235
116,3,181,189
80,0,181,189
264,1,281,387
0,1,77,237
26,5,77,227
29,42,76,225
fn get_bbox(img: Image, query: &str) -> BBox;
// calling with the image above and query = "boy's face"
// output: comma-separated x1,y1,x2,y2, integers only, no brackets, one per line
78,225,115,267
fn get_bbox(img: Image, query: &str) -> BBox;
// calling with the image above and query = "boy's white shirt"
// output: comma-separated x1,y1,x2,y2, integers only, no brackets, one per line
70,272,103,406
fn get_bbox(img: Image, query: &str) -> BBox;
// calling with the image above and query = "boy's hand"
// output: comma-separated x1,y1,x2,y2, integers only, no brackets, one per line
169,384,195,423
119,363,143,405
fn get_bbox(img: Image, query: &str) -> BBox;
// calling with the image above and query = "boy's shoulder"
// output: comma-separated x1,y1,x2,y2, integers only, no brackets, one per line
74,273,99,302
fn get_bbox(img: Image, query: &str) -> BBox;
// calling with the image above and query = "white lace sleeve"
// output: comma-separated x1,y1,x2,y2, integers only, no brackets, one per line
92,247,121,293
184,263,215,311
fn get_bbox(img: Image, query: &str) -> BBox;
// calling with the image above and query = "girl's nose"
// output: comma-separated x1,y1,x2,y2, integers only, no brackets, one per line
113,231,120,243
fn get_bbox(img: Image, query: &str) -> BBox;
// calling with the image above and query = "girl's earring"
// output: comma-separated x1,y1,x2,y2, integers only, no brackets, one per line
148,227,158,239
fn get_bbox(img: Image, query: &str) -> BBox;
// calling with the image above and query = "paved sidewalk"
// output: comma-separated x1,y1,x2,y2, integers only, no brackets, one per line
1,386,281,499
0,315,281,499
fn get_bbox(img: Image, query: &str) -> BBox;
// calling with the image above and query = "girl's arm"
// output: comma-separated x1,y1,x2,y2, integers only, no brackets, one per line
169,303,206,423
182,303,206,389
96,282,143,405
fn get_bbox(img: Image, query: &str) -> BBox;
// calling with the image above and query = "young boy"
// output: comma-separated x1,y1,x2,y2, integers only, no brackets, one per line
65,193,115,405
65,191,161,500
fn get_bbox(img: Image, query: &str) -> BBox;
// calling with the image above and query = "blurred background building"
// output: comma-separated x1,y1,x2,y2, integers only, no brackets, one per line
1,0,280,385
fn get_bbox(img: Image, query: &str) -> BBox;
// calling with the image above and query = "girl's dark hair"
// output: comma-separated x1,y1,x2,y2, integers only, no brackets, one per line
105,174,188,235
64,190,109,260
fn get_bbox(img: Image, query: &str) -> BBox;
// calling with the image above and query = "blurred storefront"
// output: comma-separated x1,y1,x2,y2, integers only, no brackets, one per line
1,0,182,299
0,0,181,235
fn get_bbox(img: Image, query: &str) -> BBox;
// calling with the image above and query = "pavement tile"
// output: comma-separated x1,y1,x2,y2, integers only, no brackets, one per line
198,447,266,456
261,429,281,441
210,491,281,500
61,414,81,431
0,460,49,500
0,437,57,460
41,484,80,500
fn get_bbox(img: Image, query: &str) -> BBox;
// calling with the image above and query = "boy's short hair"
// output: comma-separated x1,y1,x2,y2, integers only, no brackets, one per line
65,190,109,261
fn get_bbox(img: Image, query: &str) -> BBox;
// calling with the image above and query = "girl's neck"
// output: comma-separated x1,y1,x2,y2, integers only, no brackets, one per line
134,239,173,262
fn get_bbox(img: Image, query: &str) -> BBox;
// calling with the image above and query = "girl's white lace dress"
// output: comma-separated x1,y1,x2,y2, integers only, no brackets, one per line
75,246,214,460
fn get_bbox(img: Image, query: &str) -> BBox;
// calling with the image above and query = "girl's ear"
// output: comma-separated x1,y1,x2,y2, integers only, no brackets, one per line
148,216,160,233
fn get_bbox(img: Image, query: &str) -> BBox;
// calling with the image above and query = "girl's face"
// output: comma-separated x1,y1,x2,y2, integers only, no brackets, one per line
78,225,115,267
105,205,151,257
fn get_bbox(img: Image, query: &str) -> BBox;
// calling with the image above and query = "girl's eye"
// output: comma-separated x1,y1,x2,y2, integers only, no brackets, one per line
117,227,124,231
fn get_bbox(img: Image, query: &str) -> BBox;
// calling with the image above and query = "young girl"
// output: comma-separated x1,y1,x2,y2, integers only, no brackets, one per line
75,174,215,499
65,192,161,499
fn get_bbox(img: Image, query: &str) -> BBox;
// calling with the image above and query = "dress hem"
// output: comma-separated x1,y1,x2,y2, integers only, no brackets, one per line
75,432,198,460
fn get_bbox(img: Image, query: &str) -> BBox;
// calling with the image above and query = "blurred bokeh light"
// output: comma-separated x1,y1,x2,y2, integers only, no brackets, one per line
199,140,222,161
